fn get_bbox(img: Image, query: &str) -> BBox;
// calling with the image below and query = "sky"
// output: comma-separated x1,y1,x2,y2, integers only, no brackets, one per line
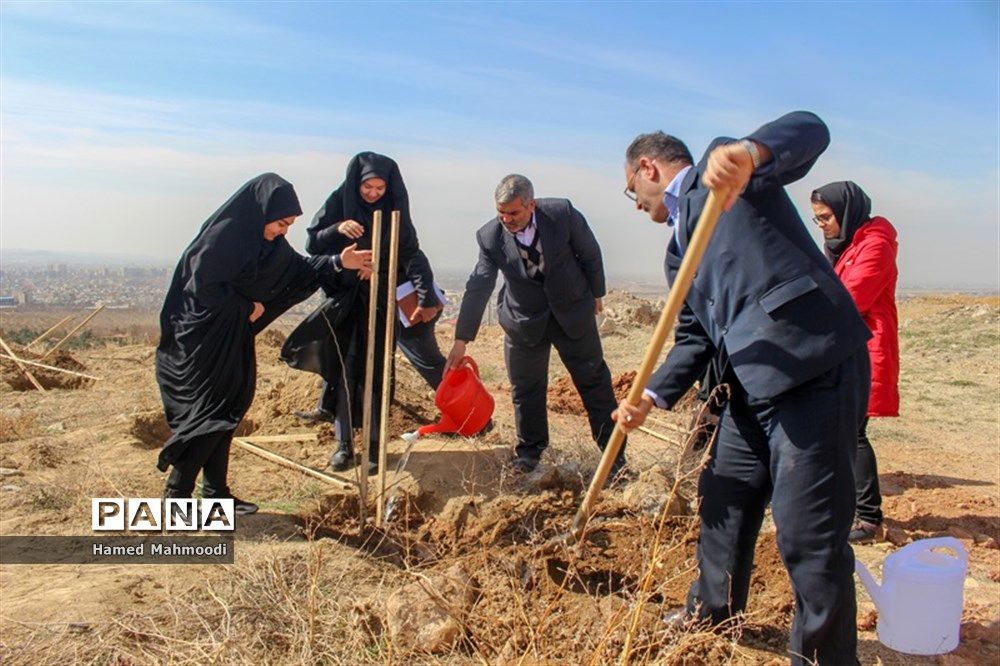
1,1,998,289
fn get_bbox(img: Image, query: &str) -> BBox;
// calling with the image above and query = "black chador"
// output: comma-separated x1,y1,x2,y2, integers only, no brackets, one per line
156,173,341,504
282,153,444,471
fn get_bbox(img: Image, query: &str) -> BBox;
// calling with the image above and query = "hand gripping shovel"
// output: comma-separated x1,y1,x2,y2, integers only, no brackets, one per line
548,187,728,553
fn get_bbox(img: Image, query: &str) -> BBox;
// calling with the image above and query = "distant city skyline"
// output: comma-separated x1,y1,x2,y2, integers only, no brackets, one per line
2,2,997,289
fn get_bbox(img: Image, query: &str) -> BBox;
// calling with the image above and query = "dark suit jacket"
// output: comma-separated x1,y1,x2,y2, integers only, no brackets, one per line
456,198,606,346
648,111,871,405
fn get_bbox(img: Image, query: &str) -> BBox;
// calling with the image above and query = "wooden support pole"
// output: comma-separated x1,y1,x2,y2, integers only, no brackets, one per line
26,315,75,349
359,210,383,524
0,353,102,381
233,438,355,490
375,210,401,527
40,305,105,362
0,337,46,391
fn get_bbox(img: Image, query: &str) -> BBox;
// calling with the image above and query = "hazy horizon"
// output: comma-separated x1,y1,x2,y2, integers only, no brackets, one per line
3,247,997,294
2,2,997,290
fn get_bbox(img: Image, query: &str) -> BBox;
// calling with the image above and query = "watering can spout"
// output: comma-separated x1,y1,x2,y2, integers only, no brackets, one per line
855,559,887,611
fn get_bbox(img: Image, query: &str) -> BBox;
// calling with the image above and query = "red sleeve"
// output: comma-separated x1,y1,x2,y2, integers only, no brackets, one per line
840,236,896,314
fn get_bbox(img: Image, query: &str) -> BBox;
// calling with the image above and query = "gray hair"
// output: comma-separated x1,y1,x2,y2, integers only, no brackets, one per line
495,174,534,205
625,132,693,169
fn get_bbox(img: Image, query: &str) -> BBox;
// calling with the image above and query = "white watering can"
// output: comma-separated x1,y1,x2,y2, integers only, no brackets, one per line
855,536,968,655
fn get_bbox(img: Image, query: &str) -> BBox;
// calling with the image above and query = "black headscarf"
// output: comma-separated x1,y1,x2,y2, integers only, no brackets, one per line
284,154,439,432
348,152,412,230
156,173,333,471
812,180,872,263
305,152,433,293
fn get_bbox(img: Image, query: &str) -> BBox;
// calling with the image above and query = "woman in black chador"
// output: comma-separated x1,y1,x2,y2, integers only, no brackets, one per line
156,173,370,514
284,152,446,474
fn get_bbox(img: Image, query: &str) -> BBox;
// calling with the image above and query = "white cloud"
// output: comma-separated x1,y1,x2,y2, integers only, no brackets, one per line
2,81,996,290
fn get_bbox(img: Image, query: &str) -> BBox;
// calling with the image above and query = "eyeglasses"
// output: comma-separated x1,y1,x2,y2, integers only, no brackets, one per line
623,165,640,202
812,213,836,226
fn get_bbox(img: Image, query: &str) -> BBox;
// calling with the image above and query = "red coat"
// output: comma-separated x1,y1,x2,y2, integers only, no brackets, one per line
834,217,899,416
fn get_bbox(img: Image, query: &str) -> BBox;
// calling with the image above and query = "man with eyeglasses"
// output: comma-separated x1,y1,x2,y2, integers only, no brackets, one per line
614,112,872,666
446,174,627,480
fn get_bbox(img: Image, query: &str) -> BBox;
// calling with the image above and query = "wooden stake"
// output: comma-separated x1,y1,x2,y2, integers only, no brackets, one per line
0,353,102,381
644,416,687,434
233,438,355,490
636,425,680,445
359,211,383,524
26,315,75,349
375,211,401,527
40,304,105,362
240,433,318,444
0,337,46,391
565,188,727,547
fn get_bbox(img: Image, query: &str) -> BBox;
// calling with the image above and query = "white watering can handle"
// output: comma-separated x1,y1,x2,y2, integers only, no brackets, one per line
894,536,968,569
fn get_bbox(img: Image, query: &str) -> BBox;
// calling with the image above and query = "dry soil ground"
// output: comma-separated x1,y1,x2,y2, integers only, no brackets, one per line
0,293,997,665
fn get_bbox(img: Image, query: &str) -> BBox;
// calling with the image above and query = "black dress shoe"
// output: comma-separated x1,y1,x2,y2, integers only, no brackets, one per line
294,409,335,425
849,519,879,542
231,496,259,515
329,442,355,471
205,494,258,515
511,456,539,474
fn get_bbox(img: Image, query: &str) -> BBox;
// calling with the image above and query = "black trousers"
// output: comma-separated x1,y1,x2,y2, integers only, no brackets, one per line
854,417,883,525
687,350,869,666
504,315,623,462
318,321,445,447
164,429,235,498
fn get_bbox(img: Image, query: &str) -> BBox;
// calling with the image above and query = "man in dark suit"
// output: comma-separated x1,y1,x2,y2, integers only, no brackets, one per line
446,174,626,477
614,112,871,666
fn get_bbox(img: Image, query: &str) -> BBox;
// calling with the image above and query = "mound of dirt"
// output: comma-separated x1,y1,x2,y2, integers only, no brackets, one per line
548,371,637,416
301,466,795,662
247,372,326,434
129,411,172,449
603,290,663,327
128,410,256,449
2,350,94,391
247,356,438,438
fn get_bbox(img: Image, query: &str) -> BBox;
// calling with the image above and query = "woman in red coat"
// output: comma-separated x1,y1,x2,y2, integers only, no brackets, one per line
811,181,899,542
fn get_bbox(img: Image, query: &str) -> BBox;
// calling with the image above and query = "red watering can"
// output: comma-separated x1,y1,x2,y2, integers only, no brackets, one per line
414,356,494,438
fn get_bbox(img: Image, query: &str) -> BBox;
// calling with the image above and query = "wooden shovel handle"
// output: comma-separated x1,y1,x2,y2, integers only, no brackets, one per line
568,188,727,543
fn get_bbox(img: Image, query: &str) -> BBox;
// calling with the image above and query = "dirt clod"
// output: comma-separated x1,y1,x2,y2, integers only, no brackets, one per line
129,411,172,449
384,563,479,654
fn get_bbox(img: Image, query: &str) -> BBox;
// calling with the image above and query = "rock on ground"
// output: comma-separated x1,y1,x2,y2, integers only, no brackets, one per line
384,563,479,654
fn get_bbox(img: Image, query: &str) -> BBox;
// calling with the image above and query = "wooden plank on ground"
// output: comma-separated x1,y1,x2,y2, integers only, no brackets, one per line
233,438,355,490
239,433,318,443
0,353,102,381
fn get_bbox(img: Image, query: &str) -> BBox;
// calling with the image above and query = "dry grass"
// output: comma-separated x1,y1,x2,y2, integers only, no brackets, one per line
1,295,996,665
0,409,37,443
